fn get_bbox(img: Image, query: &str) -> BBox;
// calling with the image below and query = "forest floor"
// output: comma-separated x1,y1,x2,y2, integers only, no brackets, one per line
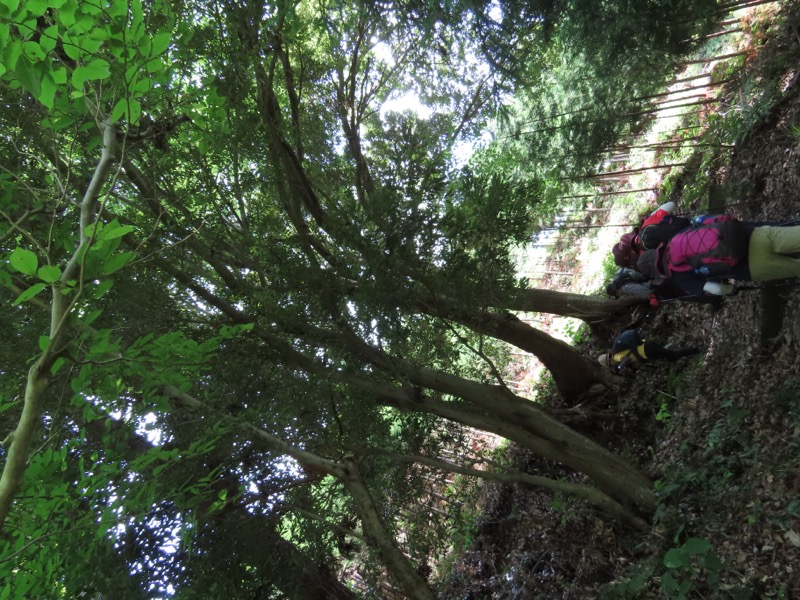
441,2,800,599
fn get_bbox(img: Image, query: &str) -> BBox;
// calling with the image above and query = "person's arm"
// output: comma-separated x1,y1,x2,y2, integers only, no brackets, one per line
619,281,652,299
615,354,634,375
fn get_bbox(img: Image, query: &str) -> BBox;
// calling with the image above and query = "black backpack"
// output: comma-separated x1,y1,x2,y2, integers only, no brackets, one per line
639,215,692,250
610,267,648,289
611,329,646,359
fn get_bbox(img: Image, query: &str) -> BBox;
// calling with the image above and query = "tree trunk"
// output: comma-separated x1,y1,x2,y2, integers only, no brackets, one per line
407,288,639,393
330,372,656,512
169,388,436,600
386,370,656,511
503,288,642,320
417,302,615,394
341,463,436,600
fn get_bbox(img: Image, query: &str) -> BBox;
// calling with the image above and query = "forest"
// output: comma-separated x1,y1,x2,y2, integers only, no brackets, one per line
0,0,797,598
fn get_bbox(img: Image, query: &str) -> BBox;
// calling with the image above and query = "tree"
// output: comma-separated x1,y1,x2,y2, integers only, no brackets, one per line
0,0,693,597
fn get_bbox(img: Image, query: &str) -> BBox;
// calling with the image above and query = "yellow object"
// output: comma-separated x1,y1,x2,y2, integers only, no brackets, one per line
610,344,648,366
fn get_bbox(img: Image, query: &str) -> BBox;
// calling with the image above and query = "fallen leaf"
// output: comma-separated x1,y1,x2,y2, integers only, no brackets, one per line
785,530,800,548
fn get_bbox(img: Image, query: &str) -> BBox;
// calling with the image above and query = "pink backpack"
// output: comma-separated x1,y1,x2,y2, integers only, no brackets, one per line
667,215,747,275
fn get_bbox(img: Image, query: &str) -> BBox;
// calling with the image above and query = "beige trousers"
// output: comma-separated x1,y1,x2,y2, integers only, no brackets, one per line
748,226,800,281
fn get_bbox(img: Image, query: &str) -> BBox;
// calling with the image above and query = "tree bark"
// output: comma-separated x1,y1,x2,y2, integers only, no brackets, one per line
503,288,642,320
410,296,617,393
317,368,655,512
159,277,655,513
360,447,649,530
341,463,436,600
0,121,118,535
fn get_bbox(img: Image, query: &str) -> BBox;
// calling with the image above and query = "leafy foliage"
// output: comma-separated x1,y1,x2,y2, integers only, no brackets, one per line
0,0,732,597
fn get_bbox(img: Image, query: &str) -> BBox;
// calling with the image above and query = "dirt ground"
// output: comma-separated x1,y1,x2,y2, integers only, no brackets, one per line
440,4,800,599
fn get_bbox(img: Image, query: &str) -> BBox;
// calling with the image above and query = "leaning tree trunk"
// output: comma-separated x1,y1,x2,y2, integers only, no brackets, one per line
322,366,656,513
502,288,643,321
410,296,618,394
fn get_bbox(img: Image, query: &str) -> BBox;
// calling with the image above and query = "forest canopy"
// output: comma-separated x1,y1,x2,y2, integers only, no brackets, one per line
0,0,722,597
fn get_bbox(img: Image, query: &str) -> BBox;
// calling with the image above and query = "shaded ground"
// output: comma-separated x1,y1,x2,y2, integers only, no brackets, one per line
441,4,800,599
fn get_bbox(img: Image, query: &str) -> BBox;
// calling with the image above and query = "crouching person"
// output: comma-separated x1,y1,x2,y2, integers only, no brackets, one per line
598,329,704,375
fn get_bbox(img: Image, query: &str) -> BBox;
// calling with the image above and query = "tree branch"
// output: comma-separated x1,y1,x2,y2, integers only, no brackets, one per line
0,120,118,535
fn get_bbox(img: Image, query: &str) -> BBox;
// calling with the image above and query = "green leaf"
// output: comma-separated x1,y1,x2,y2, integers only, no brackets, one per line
129,0,144,28
102,251,136,275
92,279,114,298
25,0,52,17
1,0,21,15
72,59,110,88
682,537,711,555
59,0,77,27
131,78,151,94
84,221,103,239
9,247,38,275
79,36,103,54
150,31,172,57
137,35,151,56
13,282,47,305
4,40,22,70
145,58,164,73
38,335,50,352
84,58,111,79
663,548,687,569
704,551,723,571
108,0,128,18
127,97,142,124
15,55,42,97
51,67,67,84
50,356,66,375
82,309,102,326
661,571,680,592
0,401,18,414
39,25,58,54
22,40,47,62
97,222,136,240
38,71,56,109
61,33,81,60
110,98,129,123
37,264,61,283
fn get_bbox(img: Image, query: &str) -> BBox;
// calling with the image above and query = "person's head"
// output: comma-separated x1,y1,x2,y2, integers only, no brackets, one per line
597,353,622,373
597,353,619,367
612,230,641,268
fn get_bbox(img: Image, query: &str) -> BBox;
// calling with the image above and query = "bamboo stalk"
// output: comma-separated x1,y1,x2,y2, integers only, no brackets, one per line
679,51,748,66
568,162,688,181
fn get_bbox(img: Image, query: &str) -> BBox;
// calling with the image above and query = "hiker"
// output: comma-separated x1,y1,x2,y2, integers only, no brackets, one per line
605,267,652,300
612,201,691,269
605,266,721,307
597,329,703,375
637,216,800,298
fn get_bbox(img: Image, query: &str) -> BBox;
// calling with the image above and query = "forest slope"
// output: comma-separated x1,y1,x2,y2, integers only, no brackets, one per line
442,3,800,598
